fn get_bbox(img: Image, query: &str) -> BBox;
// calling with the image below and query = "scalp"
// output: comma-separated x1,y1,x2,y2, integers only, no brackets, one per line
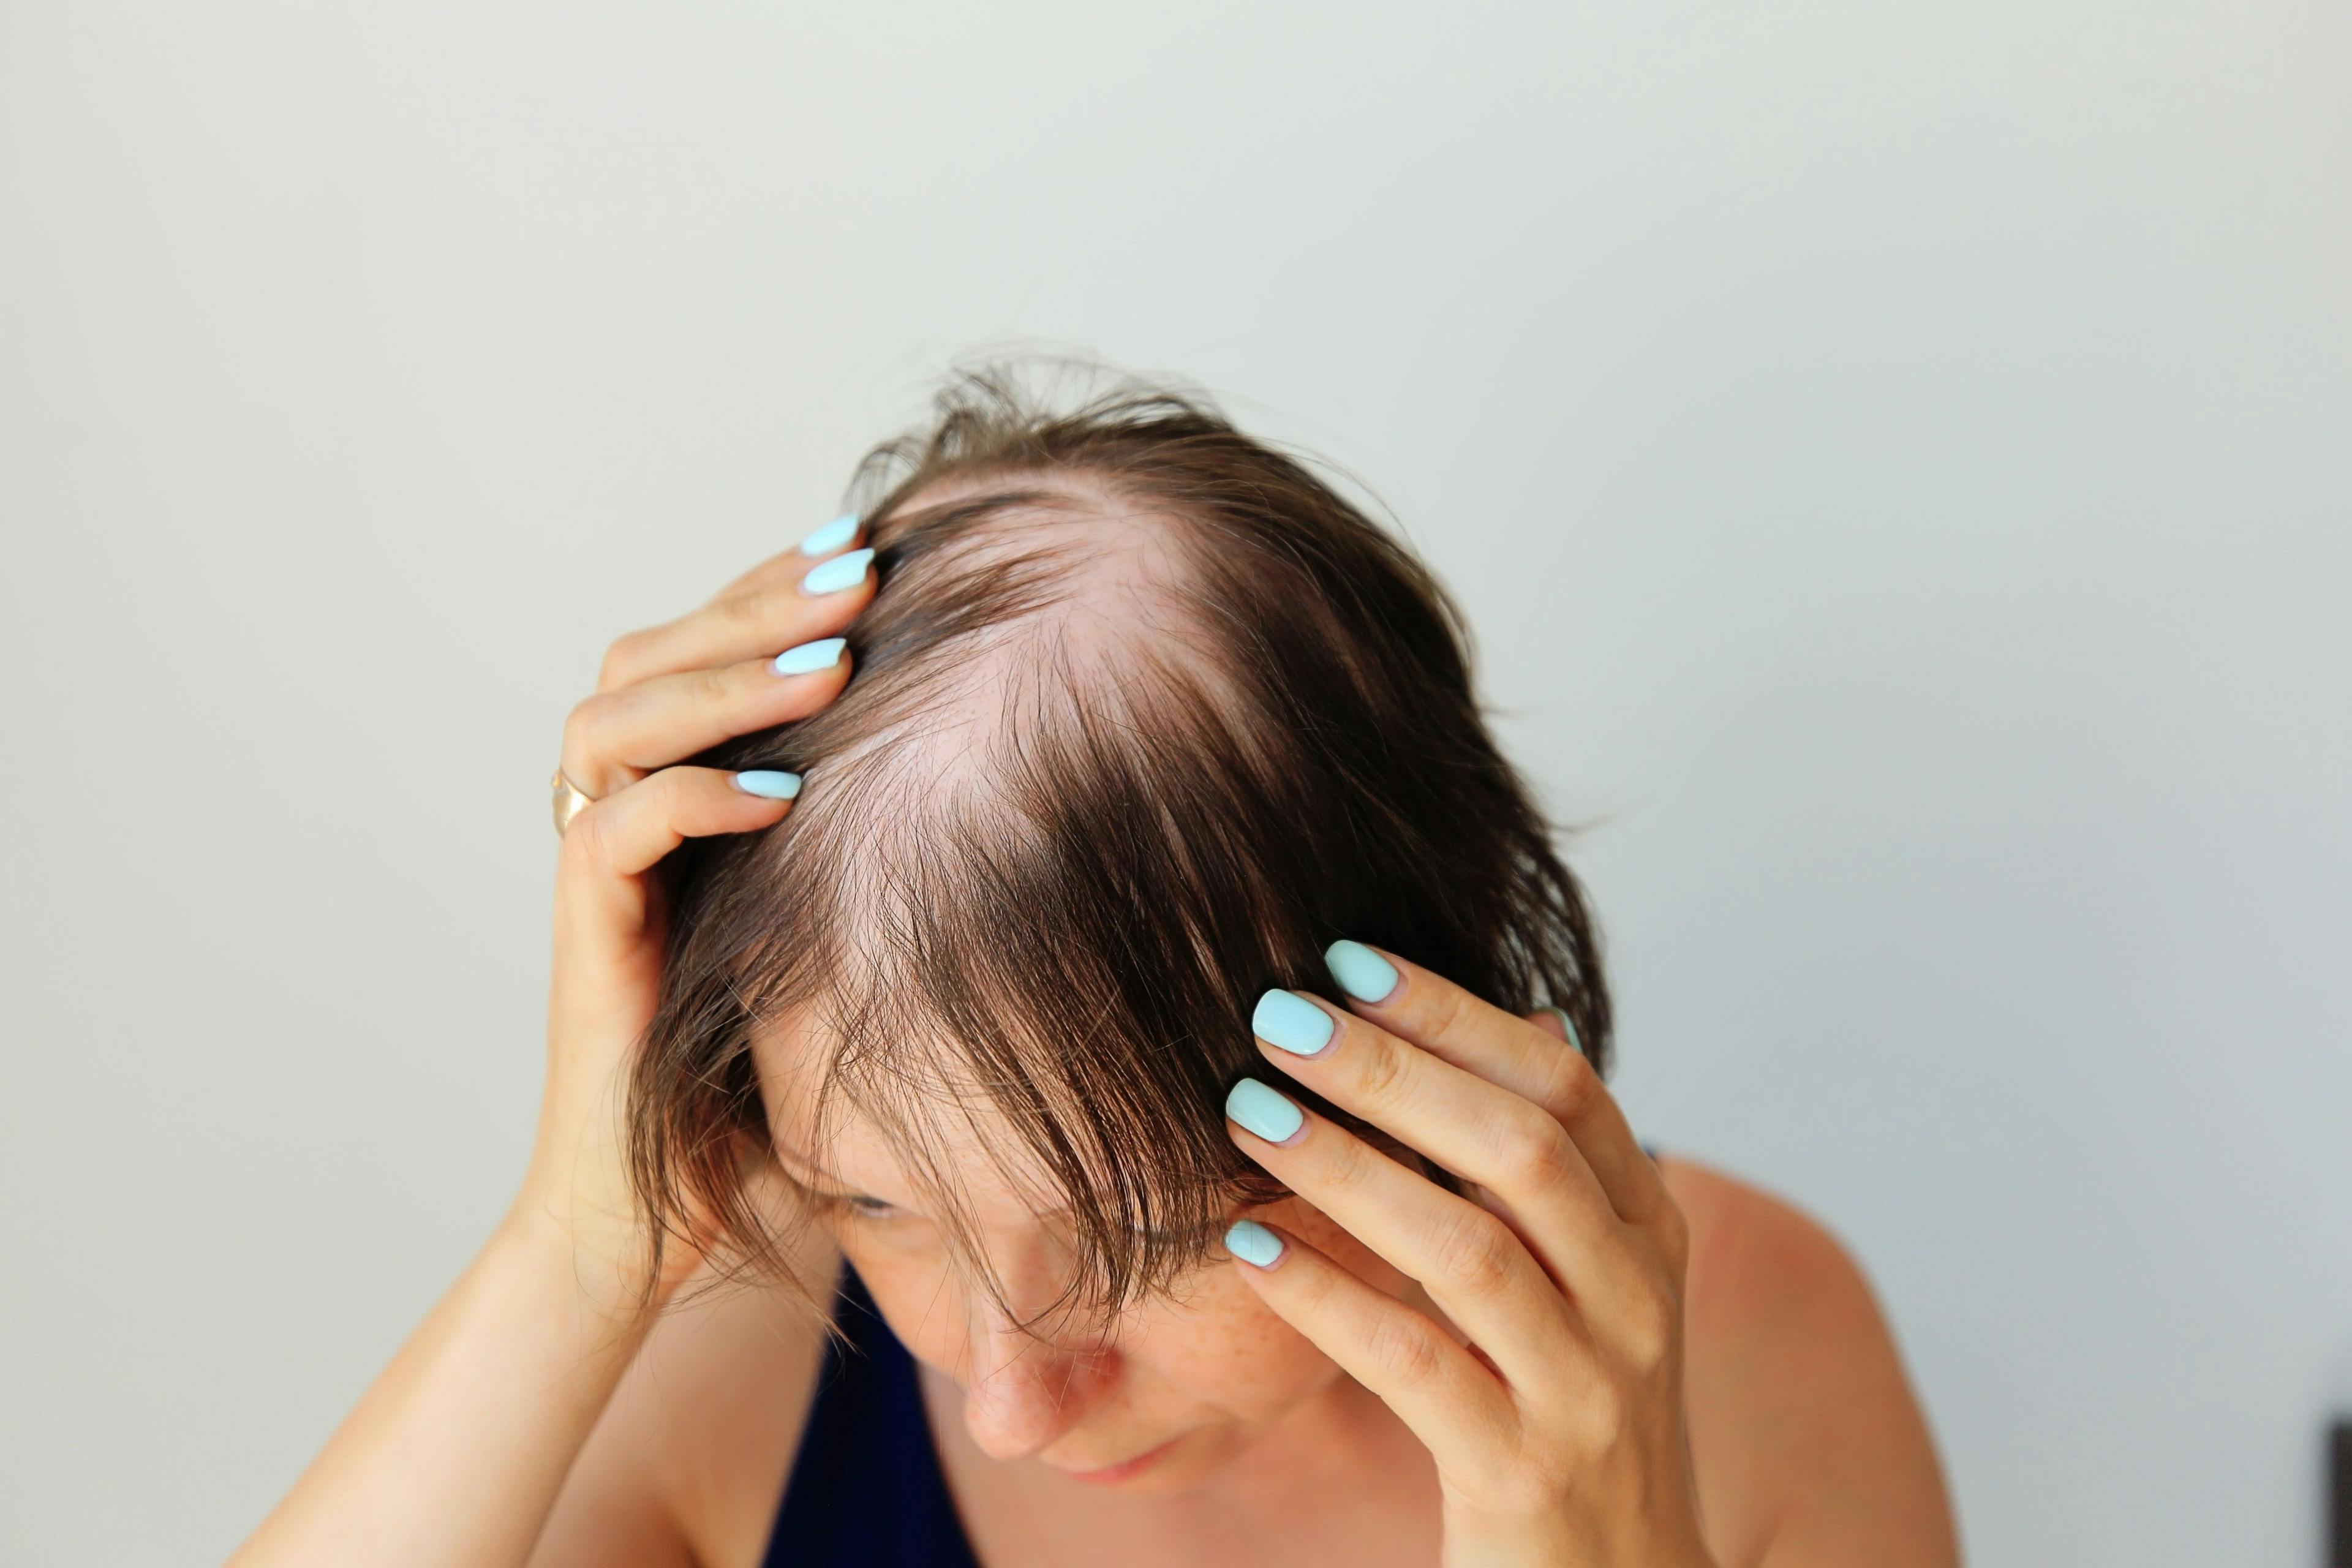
785,476,1231,850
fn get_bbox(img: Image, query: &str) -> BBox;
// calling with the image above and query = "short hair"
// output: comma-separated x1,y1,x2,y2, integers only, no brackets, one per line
629,364,1610,1319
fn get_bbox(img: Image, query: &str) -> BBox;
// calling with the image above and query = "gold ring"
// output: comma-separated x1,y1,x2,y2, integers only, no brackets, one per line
551,768,595,836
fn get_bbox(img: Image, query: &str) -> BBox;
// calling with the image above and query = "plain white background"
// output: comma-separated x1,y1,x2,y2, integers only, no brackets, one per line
3,2,2347,1562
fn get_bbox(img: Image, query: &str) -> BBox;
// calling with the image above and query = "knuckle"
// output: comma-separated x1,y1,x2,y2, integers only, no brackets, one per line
1316,1131,1379,1196
1489,1104,1576,1192
714,589,774,633
1544,1050,1600,1115
561,802,620,872
1619,1285,1679,1371
1419,981,1478,1042
1593,1382,1630,1444
1289,1257,1345,1316
645,765,697,818
1428,1207,1518,1294
1569,1379,1629,1451
1365,1313,1446,1390
1346,1031,1412,1108
561,695,612,764
597,633,650,692
686,663,740,709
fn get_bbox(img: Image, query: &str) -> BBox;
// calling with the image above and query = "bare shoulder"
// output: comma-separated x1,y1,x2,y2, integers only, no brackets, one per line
530,1238,839,1568
1659,1156,1960,1568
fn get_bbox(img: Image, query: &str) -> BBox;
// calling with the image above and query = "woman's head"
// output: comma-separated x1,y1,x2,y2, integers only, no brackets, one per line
631,365,1608,1477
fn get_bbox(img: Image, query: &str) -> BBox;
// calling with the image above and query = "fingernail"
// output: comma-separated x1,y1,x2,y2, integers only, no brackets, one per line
797,513,859,556
733,770,803,800
1226,1078,1305,1143
799,548,875,597
1322,940,1399,1004
771,637,846,676
1252,989,1335,1057
1224,1219,1286,1268
1539,1005,1585,1057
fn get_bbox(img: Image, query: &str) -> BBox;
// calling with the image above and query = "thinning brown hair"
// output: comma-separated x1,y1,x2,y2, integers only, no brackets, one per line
631,364,1610,1321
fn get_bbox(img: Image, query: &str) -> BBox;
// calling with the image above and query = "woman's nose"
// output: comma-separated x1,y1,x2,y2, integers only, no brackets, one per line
957,1321,1113,1461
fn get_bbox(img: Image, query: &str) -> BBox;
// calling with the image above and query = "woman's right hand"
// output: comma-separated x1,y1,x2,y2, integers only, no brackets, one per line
231,521,876,1568
513,524,875,1306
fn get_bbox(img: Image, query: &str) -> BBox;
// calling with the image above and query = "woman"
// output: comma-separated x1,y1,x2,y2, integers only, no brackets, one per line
234,372,1960,1567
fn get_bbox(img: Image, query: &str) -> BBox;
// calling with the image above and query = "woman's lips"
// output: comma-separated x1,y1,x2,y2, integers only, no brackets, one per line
1056,1434,1182,1487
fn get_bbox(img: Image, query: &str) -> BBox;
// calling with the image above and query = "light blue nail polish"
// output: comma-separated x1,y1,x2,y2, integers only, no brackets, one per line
1252,989,1335,1056
1226,1078,1305,1143
797,513,859,556
799,547,875,597
771,637,846,676
1224,1219,1285,1267
1322,940,1399,1004
733,770,803,800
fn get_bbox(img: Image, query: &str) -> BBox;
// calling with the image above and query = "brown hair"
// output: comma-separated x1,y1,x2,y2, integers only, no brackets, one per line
631,364,1610,1319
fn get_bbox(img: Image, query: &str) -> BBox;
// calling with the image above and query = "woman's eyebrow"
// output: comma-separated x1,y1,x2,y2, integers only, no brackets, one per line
766,1137,859,1196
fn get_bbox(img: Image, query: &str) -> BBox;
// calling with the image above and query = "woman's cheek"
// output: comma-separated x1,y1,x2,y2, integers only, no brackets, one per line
1124,1199,1399,1416
1169,1271,1339,1412
1215,1196,1422,1400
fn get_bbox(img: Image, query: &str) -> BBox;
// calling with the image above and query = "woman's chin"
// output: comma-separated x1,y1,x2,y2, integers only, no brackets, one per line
1048,1427,1234,1494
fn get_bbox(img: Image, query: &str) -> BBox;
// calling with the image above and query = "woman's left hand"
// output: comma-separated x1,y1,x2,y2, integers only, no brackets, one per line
1222,943,1715,1568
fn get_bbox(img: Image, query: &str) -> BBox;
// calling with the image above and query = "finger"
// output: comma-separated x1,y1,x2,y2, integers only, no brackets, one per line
1523,1010,1662,1177
1320,942,1670,1228
1224,1077,1586,1385
598,546,876,691
558,765,800,920
1245,991,1649,1323
1221,1218,1521,1474
561,641,853,798
711,513,864,599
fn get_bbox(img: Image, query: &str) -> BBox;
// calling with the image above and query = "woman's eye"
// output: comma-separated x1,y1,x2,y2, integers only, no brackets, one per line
845,1194,899,1219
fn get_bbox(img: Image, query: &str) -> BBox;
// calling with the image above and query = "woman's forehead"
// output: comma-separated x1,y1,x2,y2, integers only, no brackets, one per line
750,1007,1051,1218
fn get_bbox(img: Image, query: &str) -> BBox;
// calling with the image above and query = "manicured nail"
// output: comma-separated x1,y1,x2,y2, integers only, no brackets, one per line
1322,940,1399,1003
1537,1005,1585,1056
797,513,859,556
1224,1219,1286,1268
772,637,846,676
1252,989,1335,1057
1226,1078,1305,1143
732,770,803,800
799,548,874,597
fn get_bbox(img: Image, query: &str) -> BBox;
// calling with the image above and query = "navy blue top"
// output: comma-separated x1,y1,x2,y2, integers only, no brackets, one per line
764,1147,1667,1566
763,1265,980,1568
